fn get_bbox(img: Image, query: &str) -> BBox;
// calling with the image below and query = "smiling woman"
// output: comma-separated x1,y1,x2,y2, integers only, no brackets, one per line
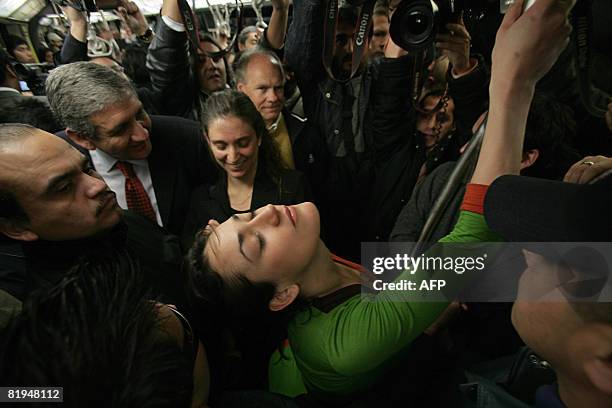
181,90,311,250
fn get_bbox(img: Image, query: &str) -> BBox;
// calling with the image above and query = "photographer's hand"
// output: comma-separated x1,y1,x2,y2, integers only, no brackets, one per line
435,17,474,77
117,0,149,36
61,5,87,43
491,0,573,93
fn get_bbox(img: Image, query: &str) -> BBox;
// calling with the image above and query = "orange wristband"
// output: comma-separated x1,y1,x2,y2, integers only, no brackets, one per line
461,183,489,214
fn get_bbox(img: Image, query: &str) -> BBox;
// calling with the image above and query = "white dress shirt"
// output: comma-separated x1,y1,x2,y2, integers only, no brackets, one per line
90,149,164,227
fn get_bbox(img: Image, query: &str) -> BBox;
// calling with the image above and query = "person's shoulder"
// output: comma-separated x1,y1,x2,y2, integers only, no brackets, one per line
279,168,306,184
190,183,216,201
150,115,200,137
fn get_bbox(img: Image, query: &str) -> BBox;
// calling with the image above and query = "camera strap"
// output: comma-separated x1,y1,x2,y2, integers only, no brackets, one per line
571,0,609,118
322,0,376,82
177,0,205,113
177,0,242,61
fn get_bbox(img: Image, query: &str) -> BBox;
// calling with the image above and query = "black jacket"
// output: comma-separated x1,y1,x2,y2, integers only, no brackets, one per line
146,18,224,120
285,0,378,260
389,161,467,245
181,168,311,249
283,108,329,203
0,212,185,305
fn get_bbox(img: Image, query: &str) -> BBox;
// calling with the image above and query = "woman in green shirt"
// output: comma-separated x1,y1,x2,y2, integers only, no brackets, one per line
187,0,573,401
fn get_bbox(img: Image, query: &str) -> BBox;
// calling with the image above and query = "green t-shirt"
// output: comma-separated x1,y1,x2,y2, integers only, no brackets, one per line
269,211,500,398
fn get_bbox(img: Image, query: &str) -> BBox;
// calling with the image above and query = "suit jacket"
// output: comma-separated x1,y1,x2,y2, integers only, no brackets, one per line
181,168,310,250
57,115,216,237
143,115,215,236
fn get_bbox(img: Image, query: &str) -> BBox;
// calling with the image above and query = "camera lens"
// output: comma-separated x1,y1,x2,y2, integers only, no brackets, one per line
406,11,431,36
390,1,438,50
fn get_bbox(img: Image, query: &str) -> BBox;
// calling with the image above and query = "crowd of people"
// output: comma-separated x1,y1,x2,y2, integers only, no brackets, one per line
0,0,611,407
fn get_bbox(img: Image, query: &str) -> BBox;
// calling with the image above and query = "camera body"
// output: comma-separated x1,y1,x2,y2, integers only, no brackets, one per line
389,0,538,51
389,0,466,51
11,62,52,96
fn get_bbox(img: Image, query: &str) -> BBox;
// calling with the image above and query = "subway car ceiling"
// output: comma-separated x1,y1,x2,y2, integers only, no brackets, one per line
0,0,245,21
0,0,261,64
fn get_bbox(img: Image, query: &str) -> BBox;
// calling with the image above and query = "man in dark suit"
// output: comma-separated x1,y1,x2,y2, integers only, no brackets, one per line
45,62,214,237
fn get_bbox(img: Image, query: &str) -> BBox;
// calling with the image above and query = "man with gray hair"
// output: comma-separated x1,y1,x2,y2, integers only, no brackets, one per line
234,47,328,202
46,61,213,237
237,26,261,52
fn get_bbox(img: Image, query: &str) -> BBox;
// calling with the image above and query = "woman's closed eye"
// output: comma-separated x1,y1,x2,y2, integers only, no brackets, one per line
249,212,266,250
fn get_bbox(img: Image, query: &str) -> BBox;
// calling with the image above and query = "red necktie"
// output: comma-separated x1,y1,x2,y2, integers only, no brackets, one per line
115,161,157,223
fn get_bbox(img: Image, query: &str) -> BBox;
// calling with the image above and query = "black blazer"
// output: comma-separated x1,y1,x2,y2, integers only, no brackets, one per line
181,168,311,250
57,115,216,237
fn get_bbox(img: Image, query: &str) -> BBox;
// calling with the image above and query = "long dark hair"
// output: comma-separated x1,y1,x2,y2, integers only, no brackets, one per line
0,249,193,407
200,90,283,183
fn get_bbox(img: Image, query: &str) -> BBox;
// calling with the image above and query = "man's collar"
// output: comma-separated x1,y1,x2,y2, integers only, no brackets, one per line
267,112,284,133
90,148,148,173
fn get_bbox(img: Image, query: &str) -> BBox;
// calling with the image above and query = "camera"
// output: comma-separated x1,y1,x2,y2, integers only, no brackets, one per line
389,0,466,51
10,62,52,96
389,0,537,51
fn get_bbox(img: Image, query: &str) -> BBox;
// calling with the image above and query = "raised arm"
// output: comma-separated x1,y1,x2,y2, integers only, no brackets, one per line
59,5,88,64
284,0,326,87
265,0,290,50
471,0,574,186
146,0,196,118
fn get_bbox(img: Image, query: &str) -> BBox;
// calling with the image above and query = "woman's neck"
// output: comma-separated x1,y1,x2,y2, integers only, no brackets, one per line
226,165,257,188
299,243,362,299
226,168,257,210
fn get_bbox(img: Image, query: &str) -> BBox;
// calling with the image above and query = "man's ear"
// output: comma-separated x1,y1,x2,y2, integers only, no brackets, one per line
520,149,540,171
581,324,612,394
0,218,38,242
66,129,96,151
269,284,300,312
236,82,246,93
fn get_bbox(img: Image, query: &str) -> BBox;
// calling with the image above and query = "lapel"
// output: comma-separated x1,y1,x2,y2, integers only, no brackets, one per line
146,119,176,225
282,109,306,147
210,176,234,216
